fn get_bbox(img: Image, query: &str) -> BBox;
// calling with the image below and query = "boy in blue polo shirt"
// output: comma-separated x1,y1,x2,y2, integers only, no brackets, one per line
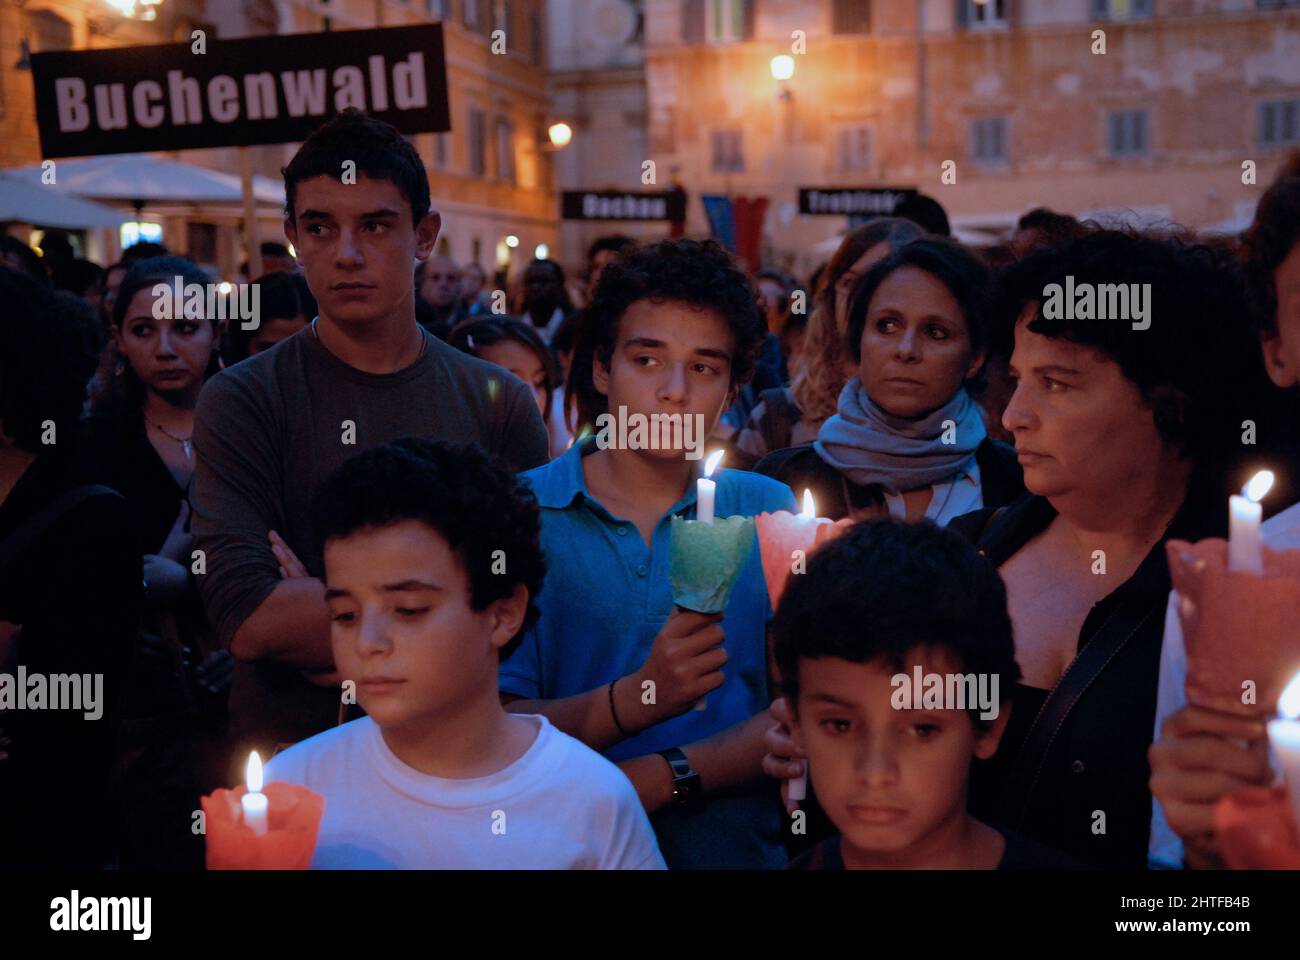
500,239,796,868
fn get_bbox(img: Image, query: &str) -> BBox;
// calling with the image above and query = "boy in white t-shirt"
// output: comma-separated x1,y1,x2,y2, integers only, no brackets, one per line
266,438,664,869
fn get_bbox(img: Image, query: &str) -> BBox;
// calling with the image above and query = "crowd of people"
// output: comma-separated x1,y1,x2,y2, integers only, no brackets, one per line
2,107,1299,871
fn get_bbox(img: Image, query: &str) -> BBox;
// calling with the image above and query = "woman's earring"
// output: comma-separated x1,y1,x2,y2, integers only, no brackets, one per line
114,360,125,377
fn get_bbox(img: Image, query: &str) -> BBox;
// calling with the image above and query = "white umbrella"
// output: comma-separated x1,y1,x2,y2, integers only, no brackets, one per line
0,155,283,208
0,170,128,228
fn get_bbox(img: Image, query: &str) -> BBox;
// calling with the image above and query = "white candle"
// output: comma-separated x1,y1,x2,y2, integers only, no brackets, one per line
1228,470,1274,574
786,490,820,801
241,750,269,836
696,449,724,525
1268,672,1300,830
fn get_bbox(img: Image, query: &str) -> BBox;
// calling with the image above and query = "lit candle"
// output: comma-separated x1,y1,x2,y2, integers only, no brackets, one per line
1269,671,1300,830
241,751,269,837
1228,470,1274,574
696,449,724,525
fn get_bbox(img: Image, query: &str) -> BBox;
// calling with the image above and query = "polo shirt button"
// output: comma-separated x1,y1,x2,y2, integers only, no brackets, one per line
616,526,628,536
637,564,648,577
1071,760,1085,774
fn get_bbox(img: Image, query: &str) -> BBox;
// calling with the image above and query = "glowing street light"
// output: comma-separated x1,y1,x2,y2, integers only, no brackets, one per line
505,235,520,248
770,55,795,82
547,122,573,149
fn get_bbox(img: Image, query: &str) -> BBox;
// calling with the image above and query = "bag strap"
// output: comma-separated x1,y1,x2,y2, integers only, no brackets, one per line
0,484,121,578
999,596,1159,829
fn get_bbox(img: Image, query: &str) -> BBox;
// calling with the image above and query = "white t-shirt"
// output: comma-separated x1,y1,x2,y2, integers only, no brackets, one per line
1148,500,1300,868
265,713,665,870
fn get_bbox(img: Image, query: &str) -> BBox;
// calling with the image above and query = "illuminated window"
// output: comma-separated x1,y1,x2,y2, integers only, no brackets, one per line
120,221,163,249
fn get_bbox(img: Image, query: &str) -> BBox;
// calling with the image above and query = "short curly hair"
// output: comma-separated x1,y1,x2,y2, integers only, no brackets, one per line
1241,159,1300,336
282,108,431,230
772,519,1019,727
311,438,545,659
0,266,96,452
568,238,766,435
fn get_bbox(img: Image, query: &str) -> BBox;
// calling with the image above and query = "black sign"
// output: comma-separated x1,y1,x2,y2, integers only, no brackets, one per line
798,187,918,217
31,25,450,158
562,190,686,222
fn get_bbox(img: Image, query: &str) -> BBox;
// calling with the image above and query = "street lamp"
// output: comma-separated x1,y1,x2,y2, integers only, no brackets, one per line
770,55,795,82
547,122,573,149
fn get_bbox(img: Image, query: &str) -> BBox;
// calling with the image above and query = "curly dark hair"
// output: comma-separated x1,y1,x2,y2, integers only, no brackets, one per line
311,438,545,659
772,518,1019,727
567,238,766,436
991,228,1263,471
845,236,993,389
282,108,431,230
0,267,96,452
1241,158,1300,336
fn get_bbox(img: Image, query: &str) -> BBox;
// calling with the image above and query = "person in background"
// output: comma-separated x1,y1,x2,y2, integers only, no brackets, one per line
893,193,951,237
756,270,797,338
259,241,298,274
729,218,923,469
121,241,170,265
519,258,575,346
0,236,48,283
86,256,232,867
416,254,465,338
447,317,566,456
587,235,637,298
460,261,491,316
0,266,138,869
1011,208,1087,259
223,270,317,365
756,237,1023,524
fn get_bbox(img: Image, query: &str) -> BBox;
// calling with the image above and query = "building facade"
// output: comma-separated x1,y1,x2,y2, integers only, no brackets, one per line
643,0,1300,275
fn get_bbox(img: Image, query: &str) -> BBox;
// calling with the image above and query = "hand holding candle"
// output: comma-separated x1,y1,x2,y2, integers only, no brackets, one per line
755,491,852,804
201,750,325,870
1268,671,1300,830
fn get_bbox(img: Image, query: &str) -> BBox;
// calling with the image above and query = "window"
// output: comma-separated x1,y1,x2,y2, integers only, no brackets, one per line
463,0,482,32
832,0,871,35
427,0,450,18
969,117,1008,166
434,132,449,170
707,0,753,43
468,108,487,176
1090,0,1153,18
958,0,1006,28
836,124,873,173
495,118,516,183
1259,99,1300,148
493,0,510,34
1258,1,1300,9
711,129,744,172
1107,109,1149,158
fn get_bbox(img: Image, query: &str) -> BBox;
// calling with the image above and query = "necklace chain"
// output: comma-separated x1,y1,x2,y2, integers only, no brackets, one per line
145,413,192,459
311,317,428,364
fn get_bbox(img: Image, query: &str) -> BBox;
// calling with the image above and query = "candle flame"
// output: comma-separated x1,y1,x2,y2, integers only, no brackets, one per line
704,449,724,478
246,750,264,794
801,489,815,519
1280,672,1300,721
1244,470,1275,503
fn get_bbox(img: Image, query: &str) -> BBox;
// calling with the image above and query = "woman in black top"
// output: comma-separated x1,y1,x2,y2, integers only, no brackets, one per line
947,231,1281,869
0,266,138,869
757,238,1024,523
86,256,231,867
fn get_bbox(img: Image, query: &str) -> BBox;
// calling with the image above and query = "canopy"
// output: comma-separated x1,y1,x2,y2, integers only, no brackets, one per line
0,170,129,228
0,154,283,208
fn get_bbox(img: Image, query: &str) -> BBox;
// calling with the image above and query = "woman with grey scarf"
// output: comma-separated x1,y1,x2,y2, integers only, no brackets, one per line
757,237,1023,523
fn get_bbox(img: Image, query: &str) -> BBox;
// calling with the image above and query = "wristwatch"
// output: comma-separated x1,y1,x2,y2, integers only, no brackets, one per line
657,747,702,811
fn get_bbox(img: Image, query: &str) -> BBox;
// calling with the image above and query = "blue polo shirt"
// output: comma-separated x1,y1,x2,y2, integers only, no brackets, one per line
502,437,796,869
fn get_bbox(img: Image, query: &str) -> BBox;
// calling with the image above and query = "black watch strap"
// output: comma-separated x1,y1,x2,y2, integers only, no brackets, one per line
657,747,702,810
